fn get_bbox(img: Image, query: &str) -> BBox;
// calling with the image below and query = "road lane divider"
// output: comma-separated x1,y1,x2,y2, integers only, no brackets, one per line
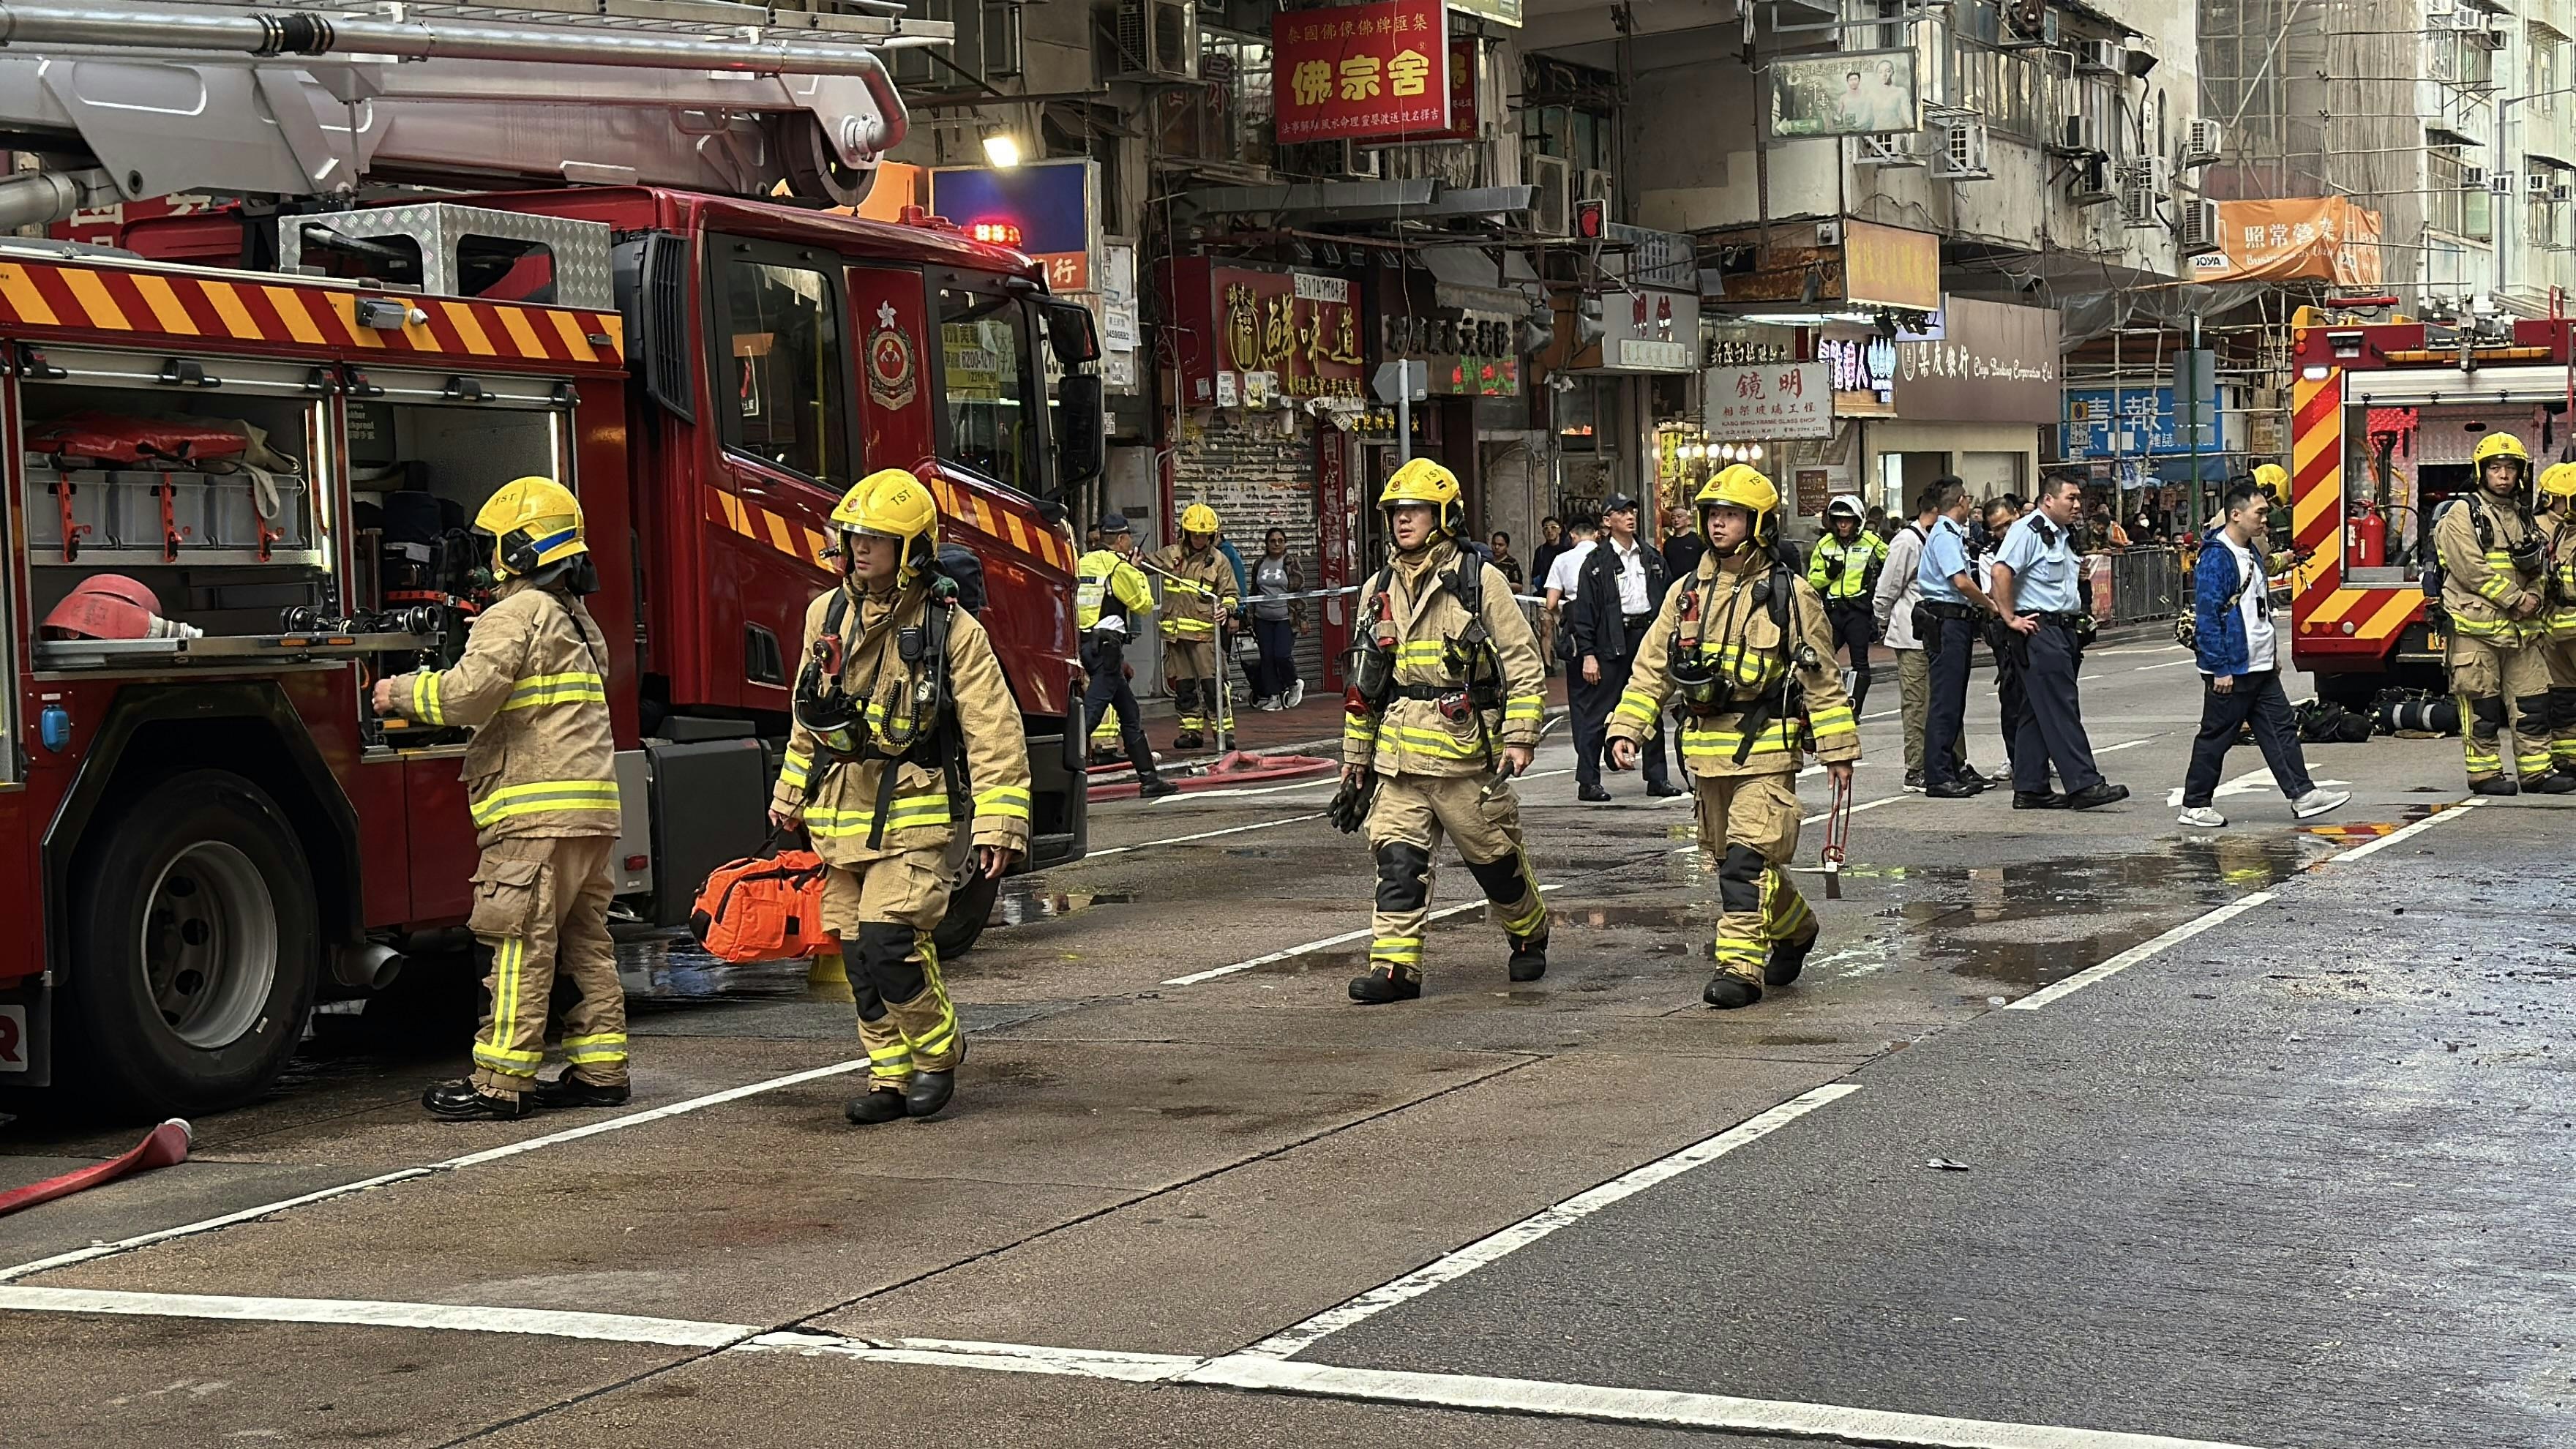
2324,796,2484,864
2004,892,2277,1013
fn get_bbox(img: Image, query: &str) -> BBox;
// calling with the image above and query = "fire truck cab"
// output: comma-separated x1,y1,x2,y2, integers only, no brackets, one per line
2286,307,2576,702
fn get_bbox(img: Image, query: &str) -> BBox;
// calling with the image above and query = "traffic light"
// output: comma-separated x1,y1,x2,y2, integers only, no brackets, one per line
1573,198,1606,241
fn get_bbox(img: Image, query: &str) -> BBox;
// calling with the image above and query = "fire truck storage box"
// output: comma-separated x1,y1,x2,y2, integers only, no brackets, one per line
206,471,311,549
105,471,215,552
23,459,114,553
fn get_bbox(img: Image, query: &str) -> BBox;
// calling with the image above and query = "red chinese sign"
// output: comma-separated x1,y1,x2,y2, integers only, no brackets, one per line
1156,258,1368,404
1272,0,1452,144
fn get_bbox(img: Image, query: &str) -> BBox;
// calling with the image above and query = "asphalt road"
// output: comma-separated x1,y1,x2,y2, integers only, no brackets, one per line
2,641,2569,1449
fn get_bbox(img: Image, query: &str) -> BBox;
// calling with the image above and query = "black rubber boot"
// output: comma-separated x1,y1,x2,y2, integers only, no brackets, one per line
2470,776,2520,797
1702,975,1762,1009
1173,729,1202,750
1349,966,1422,1004
2536,770,2576,795
905,1070,956,1119
1765,932,1816,987
1508,934,1549,984
845,1087,908,1125
422,1079,534,1120
1137,773,1179,798
528,1072,629,1109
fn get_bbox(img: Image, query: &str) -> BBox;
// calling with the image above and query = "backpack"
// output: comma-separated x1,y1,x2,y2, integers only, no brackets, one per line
932,542,987,613
690,849,833,961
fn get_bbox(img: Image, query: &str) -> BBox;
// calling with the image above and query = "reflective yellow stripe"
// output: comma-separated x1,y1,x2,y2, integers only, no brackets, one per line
561,1032,625,1049
1388,726,1485,758
804,796,951,838
1396,642,1450,664
1679,722,1803,757
499,671,607,711
412,672,443,725
469,780,622,828
1500,898,1548,936
1808,705,1857,738
477,938,540,1074
1504,695,1543,722
1344,716,1382,744
974,785,1032,822
564,1046,626,1064
1165,619,1216,634
1370,937,1423,962
779,749,813,791
1612,689,1660,725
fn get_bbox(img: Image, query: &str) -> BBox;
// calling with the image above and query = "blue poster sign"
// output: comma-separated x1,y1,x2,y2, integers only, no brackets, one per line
927,160,1099,291
2062,383,2216,458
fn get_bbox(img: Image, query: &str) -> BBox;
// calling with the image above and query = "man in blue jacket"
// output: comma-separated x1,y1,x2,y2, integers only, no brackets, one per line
2177,480,2351,828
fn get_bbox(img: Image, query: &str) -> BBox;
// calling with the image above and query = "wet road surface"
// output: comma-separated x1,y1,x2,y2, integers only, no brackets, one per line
2,644,2570,1448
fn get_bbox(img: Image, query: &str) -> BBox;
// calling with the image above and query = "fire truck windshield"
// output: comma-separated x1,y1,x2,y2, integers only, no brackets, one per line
933,277,1053,504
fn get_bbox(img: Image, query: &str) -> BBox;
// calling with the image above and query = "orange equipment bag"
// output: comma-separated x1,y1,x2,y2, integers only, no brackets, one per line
689,850,833,962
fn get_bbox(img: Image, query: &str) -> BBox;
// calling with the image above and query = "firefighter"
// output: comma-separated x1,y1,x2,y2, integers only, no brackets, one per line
1609,465,1860,1008
1077,514,1176,798
374,476,626,1120
2536,462,2576,780
2247,464,2306,574
768,468,1033,1123
1338,459,1549,1003
1149,503,1240,750
2436,432,2562,795
1806,495,1887,711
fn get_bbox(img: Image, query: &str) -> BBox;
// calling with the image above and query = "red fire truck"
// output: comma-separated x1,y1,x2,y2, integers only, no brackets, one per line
0,6,1096,1110
2285,303,2576,702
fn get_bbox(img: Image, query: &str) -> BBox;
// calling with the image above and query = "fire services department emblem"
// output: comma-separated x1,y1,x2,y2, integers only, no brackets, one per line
867,300,917,409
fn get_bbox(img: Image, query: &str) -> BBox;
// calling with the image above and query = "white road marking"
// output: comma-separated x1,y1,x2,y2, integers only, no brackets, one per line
2005,892,2278,1013
1802,793,1906,827
2163,771,2349,809
0,1169,434,1284
0,1286,757,1349
2131,659,2198,672
2089,643,2190,658
1185,766,1573,802
1164,885,1565,986
1186,1358,2273,1449
736,1332,1204,1383
1233,1084,1860,1360
2093,736,2155,754
2326,797,2485,864
1079,812,1325,861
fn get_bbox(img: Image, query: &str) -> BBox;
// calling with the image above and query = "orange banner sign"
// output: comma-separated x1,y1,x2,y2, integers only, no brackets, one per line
2188,198,2384,285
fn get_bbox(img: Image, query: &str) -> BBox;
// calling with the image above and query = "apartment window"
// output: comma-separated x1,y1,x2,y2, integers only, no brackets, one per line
2427,143,2493,242
2535,26,2566,115
2427,31,2493,91
1158,29,1273,169
1947,4,2043,141
2531,164,2570,251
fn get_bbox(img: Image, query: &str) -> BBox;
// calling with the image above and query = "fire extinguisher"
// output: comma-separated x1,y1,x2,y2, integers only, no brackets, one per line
2347,502,2387,567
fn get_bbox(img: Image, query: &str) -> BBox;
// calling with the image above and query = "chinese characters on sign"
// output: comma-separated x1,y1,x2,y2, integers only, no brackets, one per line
1818,337,1895,397
2187,198,2385,286
1155,258,1368,405
1704,362,1832,440
1273,0,1453,144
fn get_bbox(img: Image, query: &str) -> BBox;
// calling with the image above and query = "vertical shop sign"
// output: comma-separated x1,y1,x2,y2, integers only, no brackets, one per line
1316,426,1354,686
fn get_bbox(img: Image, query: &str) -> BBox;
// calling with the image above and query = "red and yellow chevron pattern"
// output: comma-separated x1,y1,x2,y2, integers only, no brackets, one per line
705,476,1074,577
2288,371,2424,649
0,259,623,365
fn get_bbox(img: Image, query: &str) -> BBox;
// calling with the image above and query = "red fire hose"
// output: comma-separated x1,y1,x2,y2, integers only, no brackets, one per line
0,1118,192,1218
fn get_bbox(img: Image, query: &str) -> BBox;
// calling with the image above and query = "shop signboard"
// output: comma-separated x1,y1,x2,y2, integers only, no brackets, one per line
926,159,1099,292
1795,470,1833,517
1892,296,2059,424
1272,0,1452,145
1597,287,1699,373
1842,220,1940,311
1707,362,1832,439
1157,257,1368,405
2062,383,2220,457
2186,198,2384,285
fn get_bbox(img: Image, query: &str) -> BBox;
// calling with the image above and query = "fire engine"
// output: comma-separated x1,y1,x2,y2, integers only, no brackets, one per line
2286,301,2576,703
0,1,1098,1111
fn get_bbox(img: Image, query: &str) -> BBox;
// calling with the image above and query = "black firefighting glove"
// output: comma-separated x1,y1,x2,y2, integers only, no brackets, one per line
1328,768,1377,834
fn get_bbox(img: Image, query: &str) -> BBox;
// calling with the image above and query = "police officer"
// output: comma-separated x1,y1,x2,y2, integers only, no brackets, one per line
1340,459,1549,1003
1915,476,2000,798
2539,463,2576,781
1990,475,2128,809
1808,495,1888,712
1076,515,1177,798
1149,503,1240,750
375,477,626,1120
769,469,1033,1123
1609,466,1859,1008
2438,433,2559,794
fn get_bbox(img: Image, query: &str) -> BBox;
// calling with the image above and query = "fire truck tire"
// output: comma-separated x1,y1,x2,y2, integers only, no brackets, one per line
64,771,320,1114
932,869,1001,959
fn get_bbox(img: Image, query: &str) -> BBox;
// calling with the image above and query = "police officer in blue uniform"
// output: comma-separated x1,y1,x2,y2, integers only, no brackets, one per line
1915,476,1999,799
1989,475,2129,810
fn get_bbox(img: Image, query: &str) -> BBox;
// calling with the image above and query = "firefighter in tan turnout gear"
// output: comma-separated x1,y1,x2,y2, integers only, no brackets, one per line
2435,433,2570,795
1609,466,1861,1008
2536,462,2576,778
1149,502,1239,749
769,468,1032,1123
374,476,628,1120
1336,459,1549,1003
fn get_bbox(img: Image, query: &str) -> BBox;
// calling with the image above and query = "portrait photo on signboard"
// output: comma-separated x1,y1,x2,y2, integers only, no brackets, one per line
1767,49,1919,138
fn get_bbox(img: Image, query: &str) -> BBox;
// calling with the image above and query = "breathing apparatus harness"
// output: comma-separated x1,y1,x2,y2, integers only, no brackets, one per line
1344,541,1508,766
2423,479,2547,618
1667,537,1819,765
793,574,968,850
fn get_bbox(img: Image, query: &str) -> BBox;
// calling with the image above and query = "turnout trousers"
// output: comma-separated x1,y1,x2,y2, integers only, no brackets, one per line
2546,634,2576,771
1164,637,1221,738
1363,773,1549,985
2449,633,2553,783
468,834,625,1098
817,849,962,1089
1693,771,1814,986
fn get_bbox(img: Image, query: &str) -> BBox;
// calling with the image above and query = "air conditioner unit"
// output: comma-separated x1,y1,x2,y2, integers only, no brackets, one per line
2531,171,2556,197
2179,198,2223,255
2490,170,2518,196
1933,121,1993,180
2075,39,2123,75
2054,113,2103,157
2070,156,2116,203
1577,168,1615,205
1866,131,1924,167
2181,117,2223,167
2120,179,2160,228
1527,152,1571,238
2463,165,2489,189
2476,10,2513,45
1112,0,1198,80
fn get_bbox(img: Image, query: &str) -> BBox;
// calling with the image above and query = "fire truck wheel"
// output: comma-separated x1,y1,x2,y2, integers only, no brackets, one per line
931,869,1001,959
65,771,321,1114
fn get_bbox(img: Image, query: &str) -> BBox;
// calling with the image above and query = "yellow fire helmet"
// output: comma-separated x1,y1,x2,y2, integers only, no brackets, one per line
1695,464,1780,547
473,475,588,580
829,467,940,585
2472,432,2531,474
1179,502,1221,539
2250,463,2291,507
2539,460,2576,501
1378,457,1467,538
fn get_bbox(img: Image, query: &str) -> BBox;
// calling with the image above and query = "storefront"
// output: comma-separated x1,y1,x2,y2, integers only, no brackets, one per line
1856,294,2062,518
1548,225,1701,531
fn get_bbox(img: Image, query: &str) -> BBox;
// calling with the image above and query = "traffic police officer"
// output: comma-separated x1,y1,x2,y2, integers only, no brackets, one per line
1076,515,1176,798
376,476,626,1120
2436,433,2559,794
1807,495,1888,711
770,469,1033,1123
1149,503,1240,749
1609,466,1858,1008
1989,475,2127,810
1340,459,1549,1003
2539,463,2576,780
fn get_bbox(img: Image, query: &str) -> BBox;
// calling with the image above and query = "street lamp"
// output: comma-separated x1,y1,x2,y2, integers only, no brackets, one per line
981,123,1022,169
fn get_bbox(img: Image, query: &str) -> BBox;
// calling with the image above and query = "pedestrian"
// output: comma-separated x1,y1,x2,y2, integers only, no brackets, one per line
1915,476,2001,798
768,470,1031,1124
1991,475,2129,809
1865,502,1892,544
1076,515,1176,796
1530,515,1569,587
1543,513,1600,686
1149,503,1240,750
2540,463,2576,777
1662,510,1707,581
1490,530,1525,590
1250,526,1308,711
1339,459,1550,1003
1608,465,1859,1009
1977,494,2029,776
2177,479,2351,826
1807,495,1887,712
1567,492,1680,801
2437,433,2561,794
376,476,626,1120
1873,484,1965,791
